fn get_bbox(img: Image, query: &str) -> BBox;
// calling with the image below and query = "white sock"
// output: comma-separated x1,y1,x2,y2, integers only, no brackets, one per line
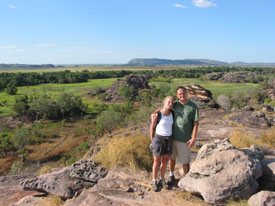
160,177,164,181
152,179,157,182
169,171,174,176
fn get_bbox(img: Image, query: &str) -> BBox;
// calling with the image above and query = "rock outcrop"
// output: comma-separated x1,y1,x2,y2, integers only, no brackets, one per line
185,84,218,108
204,72,223,80
69,159,108,183
220,71,256,83
178,138,263,204
21,160,107,200
105,75,151,101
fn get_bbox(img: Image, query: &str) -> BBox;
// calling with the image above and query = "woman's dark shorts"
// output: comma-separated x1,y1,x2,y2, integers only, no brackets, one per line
152,134,173,156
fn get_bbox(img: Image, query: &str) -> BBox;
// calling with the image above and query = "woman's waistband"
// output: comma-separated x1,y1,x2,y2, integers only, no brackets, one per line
155,134,172,139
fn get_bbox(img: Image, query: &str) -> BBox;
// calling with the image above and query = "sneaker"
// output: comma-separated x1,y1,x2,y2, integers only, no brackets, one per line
168,175,175,185
159,179,169,189
152,180,158,192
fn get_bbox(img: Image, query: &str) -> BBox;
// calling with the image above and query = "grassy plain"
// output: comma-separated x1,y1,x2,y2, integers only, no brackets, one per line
0,77,258,117
0,78,117,116
151,78,258,99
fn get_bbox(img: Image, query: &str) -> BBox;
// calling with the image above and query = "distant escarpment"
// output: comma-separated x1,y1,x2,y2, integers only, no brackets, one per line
127,58,275,66
127,58,228,66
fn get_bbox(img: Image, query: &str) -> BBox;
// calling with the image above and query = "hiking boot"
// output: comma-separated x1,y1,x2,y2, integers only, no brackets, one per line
159,179,169,189
168,175,175,185
152,180,158,192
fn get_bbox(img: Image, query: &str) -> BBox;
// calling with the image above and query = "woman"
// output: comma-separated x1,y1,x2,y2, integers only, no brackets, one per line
150,96,174,192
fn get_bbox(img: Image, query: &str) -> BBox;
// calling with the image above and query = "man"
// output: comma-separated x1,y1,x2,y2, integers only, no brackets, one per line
168,86,199,183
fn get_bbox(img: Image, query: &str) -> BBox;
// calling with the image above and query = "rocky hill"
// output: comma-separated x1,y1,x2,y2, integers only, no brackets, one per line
127,58,275,67
127,58,228,66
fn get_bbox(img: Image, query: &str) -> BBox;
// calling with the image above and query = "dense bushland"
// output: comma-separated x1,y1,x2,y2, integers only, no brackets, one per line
13,93,87,120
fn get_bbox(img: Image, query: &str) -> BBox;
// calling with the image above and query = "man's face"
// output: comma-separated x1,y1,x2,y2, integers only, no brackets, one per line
176,88,187,102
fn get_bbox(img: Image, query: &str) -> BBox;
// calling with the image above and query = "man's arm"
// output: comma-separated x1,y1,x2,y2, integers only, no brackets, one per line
187,121,199,148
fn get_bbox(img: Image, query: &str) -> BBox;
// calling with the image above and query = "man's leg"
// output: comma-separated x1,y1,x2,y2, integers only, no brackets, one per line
183,163,190,175
169,159,176,173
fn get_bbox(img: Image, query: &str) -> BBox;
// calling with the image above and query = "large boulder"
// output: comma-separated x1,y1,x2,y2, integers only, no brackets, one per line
21,160,107,200
178,138,263,204
185,84,218,108
248,191,275,206
204,72,223,80
217,95,232,109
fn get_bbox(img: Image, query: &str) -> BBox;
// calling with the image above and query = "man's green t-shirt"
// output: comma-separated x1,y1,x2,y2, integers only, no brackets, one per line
172,100,199,143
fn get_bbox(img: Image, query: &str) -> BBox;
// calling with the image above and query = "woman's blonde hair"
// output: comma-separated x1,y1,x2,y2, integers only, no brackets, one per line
162,96,174,105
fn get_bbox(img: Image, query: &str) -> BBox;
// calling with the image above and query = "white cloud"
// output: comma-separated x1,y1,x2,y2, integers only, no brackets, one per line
36,43,57,47
9,5,16,9
192,0,217,8
0,44,16,49
173,4,187,9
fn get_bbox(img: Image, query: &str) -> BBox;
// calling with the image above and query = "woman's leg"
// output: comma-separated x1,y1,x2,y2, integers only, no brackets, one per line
152,156,161,180
160,154,169,179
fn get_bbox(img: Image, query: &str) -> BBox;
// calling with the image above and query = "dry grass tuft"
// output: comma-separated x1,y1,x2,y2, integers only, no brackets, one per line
229,127,275,149
41,195,64,206
229,129,261,149
260,127,275,148
92,134,152,171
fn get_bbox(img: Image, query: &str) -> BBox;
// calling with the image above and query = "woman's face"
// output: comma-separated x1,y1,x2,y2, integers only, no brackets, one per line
164,99,174,110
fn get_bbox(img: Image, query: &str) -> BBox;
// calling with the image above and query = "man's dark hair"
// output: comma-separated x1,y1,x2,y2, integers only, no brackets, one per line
175,86,186,93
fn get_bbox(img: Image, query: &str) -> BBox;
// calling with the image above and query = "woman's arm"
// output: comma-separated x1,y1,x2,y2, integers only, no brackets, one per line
150,113,158,140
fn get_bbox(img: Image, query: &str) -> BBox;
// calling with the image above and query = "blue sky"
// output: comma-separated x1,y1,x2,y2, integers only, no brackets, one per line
0,0,274,64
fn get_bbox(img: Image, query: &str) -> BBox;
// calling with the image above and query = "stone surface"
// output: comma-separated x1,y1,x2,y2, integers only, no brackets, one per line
64,168,186,206
21,167,92,200
178,138,263,204
69,159,108,183
0,173,38,206
248,191,275,206
11,195,46,206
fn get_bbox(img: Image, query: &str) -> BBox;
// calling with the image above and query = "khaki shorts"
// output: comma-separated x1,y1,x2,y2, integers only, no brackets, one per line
169,140,191,164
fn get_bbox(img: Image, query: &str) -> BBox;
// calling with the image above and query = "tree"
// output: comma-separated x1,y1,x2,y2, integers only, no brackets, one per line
96,109,124,134
6,84,18,95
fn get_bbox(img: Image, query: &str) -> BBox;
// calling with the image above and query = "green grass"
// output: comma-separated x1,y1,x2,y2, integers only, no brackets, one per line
151,78,258,99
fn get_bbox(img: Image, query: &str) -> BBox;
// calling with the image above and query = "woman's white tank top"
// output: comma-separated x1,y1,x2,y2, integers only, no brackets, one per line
155,112,173,136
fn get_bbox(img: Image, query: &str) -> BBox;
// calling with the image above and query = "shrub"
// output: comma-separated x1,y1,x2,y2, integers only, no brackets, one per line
76,141,90,153
13,95,30,115
98,93,106,101
12,128,31,150
6,84,18,95
56,93,87,119
96,109,124,134
118,85,135,101
264,98,271,104
93,135,152,171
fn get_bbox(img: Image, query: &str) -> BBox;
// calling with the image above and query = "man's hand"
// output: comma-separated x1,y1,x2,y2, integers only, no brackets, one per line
187,138,196,148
